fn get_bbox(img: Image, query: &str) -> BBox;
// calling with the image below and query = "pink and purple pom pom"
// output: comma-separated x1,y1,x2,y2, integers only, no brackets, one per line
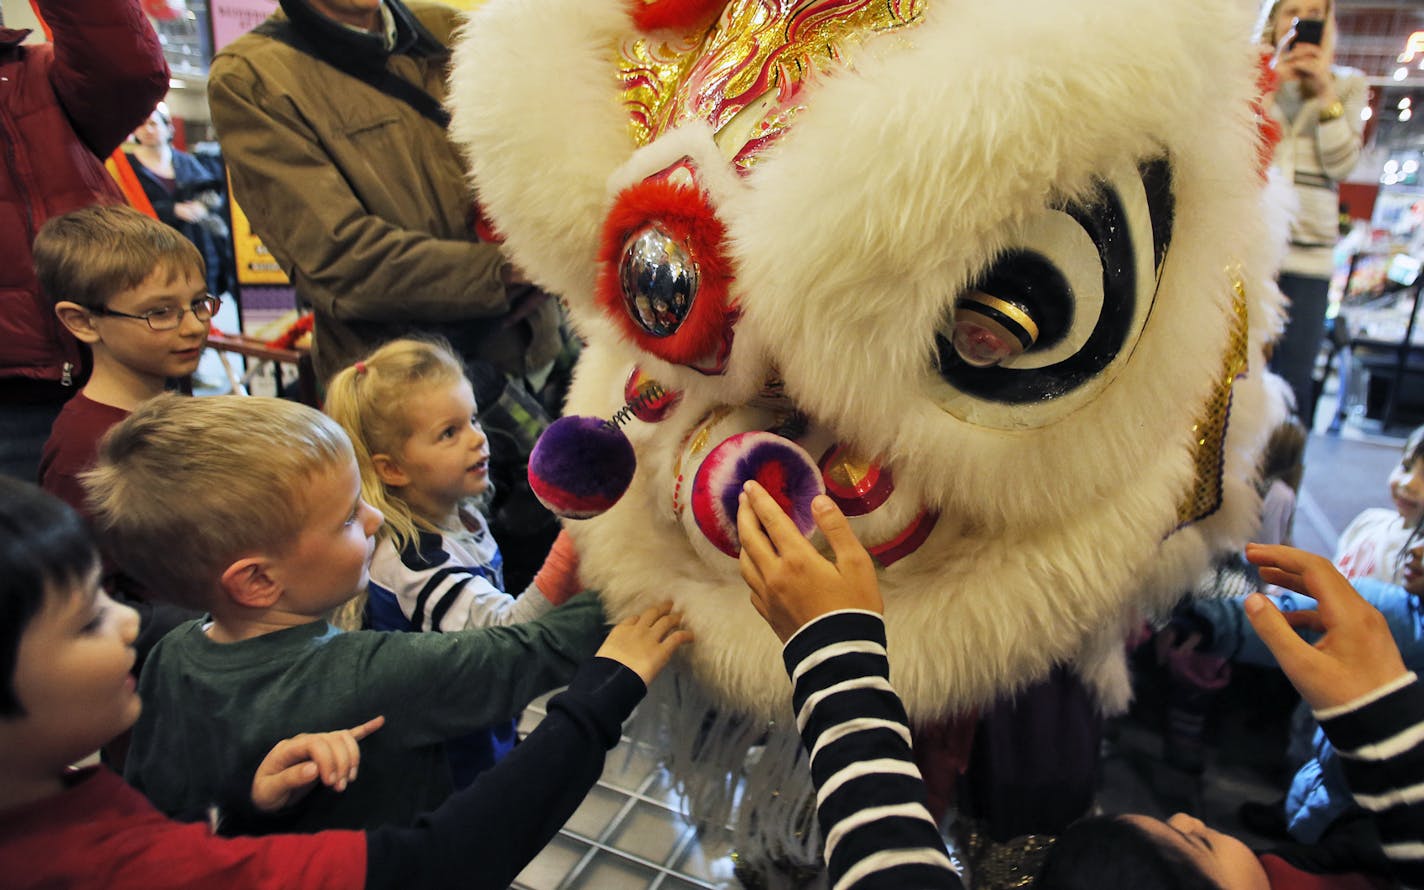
528,415,637,519
691,431,824,557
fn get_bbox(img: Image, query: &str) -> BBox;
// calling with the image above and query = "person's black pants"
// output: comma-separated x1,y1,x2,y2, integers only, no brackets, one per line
1269,273,1331,430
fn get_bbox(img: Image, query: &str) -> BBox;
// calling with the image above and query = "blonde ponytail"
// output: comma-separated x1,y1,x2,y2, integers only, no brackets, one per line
324,338,469,629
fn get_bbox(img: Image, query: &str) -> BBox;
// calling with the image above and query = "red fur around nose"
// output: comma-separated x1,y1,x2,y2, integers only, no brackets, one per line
629,0,726,34
596,176,736,367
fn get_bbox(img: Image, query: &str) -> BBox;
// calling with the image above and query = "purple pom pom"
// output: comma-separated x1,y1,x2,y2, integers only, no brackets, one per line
529,416,637,519
690,431,823,557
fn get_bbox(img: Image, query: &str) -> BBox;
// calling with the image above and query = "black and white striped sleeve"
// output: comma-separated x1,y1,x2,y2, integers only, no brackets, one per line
783,610,964,890
1318,672,1424,890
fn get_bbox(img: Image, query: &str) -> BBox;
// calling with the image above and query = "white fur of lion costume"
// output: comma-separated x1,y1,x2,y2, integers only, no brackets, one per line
449,0,1288,875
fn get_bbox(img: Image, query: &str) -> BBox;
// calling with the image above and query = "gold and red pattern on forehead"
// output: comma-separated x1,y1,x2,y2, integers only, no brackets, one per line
617,0,925,172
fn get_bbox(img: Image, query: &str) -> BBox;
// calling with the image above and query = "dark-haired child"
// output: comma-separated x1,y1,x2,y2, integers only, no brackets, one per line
1039,544,1424,890
0,476,689,889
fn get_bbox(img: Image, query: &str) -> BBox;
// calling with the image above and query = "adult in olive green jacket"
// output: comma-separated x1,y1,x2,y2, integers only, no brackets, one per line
207,0,561,386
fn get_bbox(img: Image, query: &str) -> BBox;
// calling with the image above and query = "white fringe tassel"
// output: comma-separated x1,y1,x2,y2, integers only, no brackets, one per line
627,664,828,888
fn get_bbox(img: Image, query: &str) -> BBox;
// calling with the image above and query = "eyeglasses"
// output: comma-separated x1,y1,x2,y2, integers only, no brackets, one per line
92,295,222,332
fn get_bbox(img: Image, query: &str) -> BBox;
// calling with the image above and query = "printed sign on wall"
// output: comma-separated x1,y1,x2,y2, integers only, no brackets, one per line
211,0,291,288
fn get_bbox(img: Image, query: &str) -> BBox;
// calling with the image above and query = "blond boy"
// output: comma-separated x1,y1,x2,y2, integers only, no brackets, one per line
85,394,609,832
35,204,213,514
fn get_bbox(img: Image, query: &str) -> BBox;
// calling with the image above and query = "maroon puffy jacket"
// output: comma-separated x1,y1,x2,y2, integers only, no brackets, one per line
0,0,167,397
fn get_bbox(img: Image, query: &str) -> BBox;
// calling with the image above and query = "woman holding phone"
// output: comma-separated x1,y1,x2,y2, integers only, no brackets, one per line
1260,0,1365,431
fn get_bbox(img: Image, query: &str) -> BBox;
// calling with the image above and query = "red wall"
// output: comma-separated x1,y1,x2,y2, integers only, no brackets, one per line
1340,182,1381,221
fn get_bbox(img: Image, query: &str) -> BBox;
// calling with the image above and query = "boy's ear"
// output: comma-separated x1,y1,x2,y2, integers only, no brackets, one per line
220,556,284,610
371,454,409,488
54,302,102,345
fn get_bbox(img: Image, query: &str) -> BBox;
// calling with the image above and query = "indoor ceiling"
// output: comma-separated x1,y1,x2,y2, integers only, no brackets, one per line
1334,1,1424,81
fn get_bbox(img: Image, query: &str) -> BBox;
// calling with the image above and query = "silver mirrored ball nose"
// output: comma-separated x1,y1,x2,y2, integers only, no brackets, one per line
618,225,700,338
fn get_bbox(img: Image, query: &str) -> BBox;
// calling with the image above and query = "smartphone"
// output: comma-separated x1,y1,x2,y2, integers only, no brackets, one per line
1292,18,1325,48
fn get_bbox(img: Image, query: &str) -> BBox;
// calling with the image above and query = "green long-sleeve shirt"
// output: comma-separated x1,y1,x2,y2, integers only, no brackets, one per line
124,592,606,833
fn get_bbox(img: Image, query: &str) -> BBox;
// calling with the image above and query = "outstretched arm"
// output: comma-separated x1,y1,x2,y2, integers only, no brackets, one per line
364,603,689,889
738,482,964,890
362,591,609,746
1244,543,1424,889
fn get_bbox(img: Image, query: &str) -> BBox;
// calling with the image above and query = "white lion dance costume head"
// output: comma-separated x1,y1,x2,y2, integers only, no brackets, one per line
450,0,1287,879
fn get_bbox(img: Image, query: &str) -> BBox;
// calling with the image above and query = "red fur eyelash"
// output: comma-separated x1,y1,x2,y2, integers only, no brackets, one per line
595,177,736,367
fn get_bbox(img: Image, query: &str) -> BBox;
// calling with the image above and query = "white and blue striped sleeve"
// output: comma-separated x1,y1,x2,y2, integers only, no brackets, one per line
783,610,964,890
367,531,552,633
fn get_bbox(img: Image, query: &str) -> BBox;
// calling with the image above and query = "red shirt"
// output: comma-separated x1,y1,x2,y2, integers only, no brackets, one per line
37,392,130,518
0,767,366,889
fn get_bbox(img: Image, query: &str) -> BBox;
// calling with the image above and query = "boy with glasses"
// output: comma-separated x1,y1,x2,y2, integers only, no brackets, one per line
36,204,215,517
35,204,214,685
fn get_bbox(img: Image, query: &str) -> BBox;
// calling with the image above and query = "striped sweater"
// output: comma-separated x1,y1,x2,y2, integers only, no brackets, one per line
1317,672,1424,890
1267,69,1366,278
783,610,964,890
366,508,554,633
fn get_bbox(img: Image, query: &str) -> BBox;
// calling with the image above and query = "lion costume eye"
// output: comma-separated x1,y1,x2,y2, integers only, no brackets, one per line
933,158,1174,429
619,225,701,337
947,256,1074,368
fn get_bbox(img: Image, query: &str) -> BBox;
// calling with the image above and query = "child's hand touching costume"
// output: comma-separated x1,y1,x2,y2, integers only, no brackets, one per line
737,481,882,643
250,715,386,813
1245,543,1409,711
597,602,692,685
532,529,582,605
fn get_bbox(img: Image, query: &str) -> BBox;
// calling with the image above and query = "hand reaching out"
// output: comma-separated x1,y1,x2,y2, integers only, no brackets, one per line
737,481,882,643
250,715,386,813
597,602,692,685
1244,543,1408,711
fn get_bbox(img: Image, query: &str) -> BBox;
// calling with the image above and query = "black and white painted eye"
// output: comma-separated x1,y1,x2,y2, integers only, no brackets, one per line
932,158,1174,429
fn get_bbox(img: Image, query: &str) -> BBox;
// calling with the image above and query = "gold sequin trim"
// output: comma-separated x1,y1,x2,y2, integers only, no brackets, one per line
1176,267,1250,526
